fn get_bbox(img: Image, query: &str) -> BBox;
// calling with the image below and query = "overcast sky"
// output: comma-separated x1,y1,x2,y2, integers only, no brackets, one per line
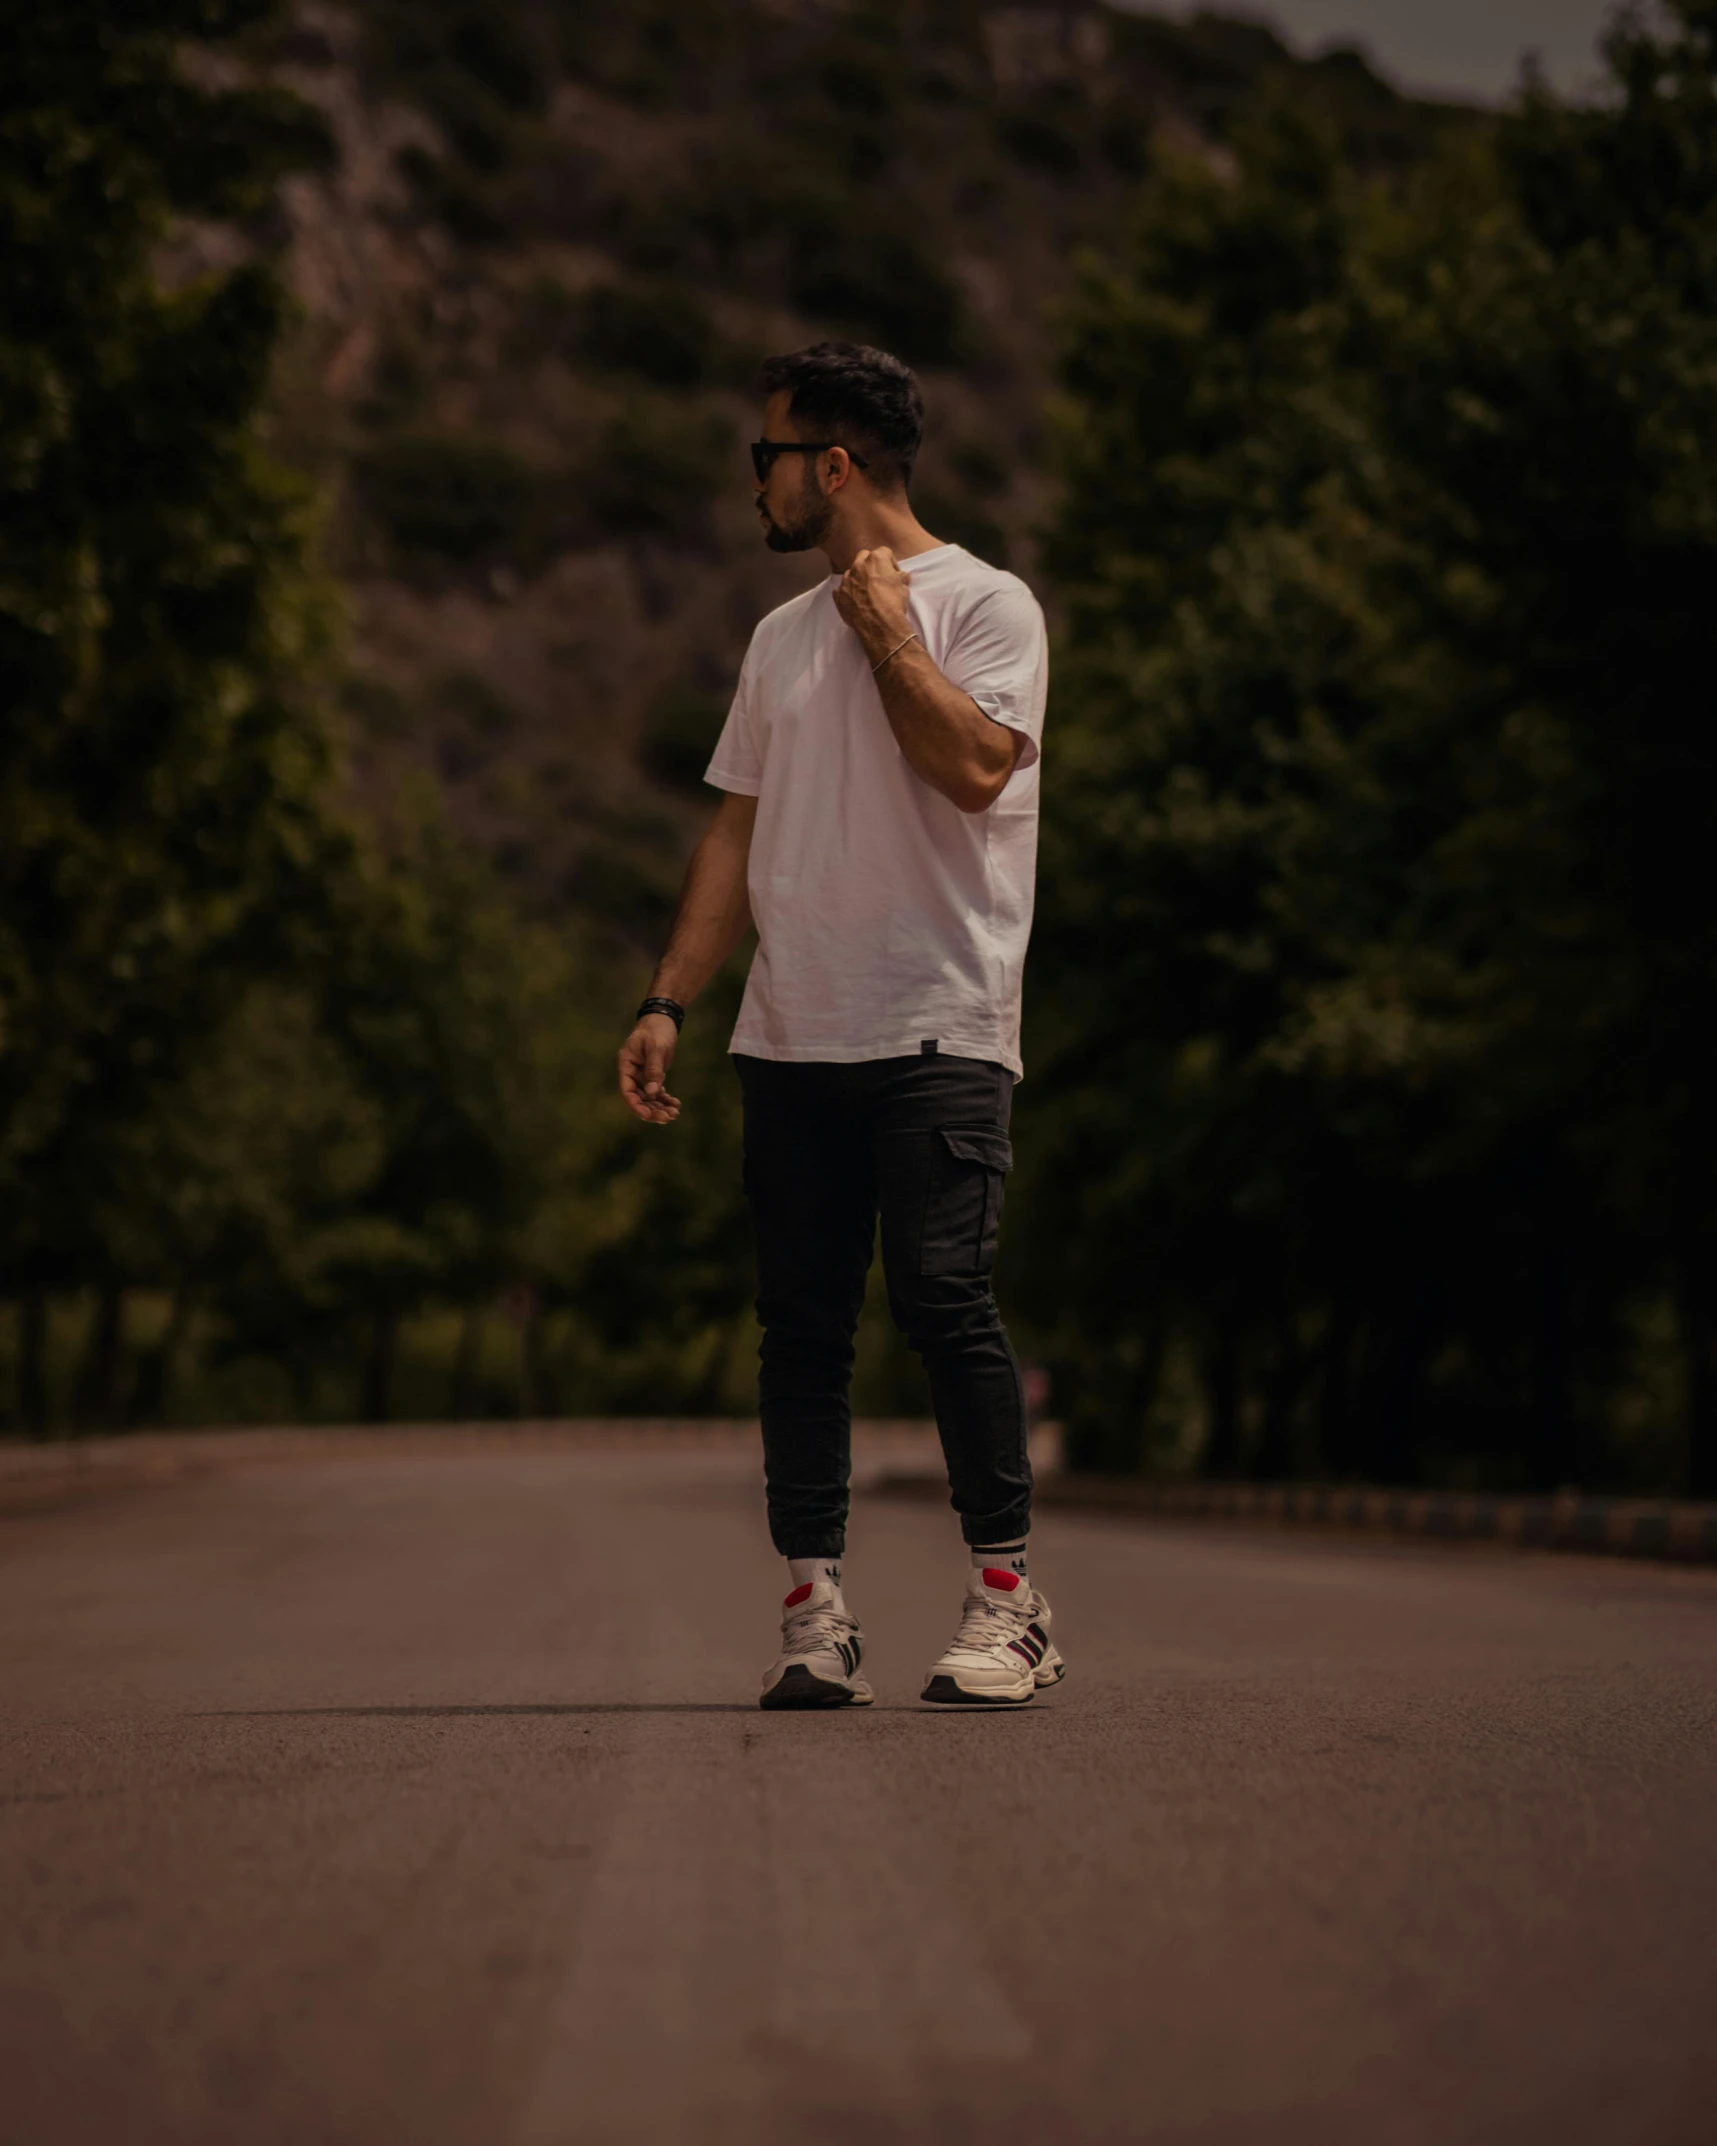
1134,2,1624,102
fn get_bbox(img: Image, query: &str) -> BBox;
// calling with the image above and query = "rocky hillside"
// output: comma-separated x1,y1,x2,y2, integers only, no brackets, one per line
231,0,1465,946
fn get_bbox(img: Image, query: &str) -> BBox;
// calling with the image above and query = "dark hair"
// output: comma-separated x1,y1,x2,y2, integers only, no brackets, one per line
756,341,925,492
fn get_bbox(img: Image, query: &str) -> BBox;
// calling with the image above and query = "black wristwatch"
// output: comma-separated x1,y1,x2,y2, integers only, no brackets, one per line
636,995,686,1031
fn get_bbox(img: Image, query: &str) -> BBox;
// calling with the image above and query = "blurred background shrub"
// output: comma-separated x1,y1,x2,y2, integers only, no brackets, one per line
354,431,555,573
577,402,735,544
641,685,731,795
574,282,717,389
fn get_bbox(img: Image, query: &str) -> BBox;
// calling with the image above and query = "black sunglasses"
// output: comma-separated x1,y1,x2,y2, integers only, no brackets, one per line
750,439,869,483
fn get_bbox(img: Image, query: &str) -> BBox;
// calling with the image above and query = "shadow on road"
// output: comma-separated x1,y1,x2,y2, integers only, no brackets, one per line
200,1704,759,1715
196,1703,1057,1717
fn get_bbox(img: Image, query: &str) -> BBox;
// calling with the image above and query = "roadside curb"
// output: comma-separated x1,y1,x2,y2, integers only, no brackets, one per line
872,1470,1717,1566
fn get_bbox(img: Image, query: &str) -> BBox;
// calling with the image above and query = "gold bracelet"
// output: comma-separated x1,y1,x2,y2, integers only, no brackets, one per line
872,632,919,675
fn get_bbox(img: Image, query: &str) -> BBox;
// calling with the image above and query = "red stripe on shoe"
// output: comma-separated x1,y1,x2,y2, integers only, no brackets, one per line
783,1582,814,1606
982,1569,1022,1591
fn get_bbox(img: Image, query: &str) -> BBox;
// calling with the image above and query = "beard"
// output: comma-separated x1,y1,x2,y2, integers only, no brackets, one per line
759,465,835,554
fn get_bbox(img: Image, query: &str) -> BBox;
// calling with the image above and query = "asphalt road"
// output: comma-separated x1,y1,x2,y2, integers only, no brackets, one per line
3,1435,1716,2146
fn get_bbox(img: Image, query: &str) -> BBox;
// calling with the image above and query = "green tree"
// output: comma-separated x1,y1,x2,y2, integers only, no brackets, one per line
100,984,383,1423
543,961,756,1415
1024,4,1717,1495
303,820,597,1422
0,0,339,1424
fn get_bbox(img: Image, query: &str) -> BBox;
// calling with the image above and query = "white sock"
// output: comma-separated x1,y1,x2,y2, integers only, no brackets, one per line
787,1555,843,1594
971,1539,1029,1585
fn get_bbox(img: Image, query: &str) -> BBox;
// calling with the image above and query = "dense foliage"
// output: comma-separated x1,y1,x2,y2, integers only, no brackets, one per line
10,1,1715,1501
1023,2,1717,1495
0,0,343,1418
0,1,759,1430
4,0,1456,1437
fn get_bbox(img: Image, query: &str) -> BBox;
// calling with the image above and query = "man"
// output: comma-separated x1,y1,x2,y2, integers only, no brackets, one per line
616,340,1062,1709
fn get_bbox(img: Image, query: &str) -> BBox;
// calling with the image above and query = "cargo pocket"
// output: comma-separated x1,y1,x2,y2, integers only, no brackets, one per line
920,1127,1013,1277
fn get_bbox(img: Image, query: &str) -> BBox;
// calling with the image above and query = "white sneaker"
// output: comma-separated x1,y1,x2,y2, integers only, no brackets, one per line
760,1579,874,1709
921,1567,1065,1705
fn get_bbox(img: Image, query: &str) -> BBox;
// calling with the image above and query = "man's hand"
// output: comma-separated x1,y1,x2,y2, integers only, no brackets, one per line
833,546,913,661
617,1014,682,1125
833,547,1022,813
617,791,757,1130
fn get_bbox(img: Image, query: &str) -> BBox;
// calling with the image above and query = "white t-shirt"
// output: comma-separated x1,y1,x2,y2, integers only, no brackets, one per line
704,543,1047,1078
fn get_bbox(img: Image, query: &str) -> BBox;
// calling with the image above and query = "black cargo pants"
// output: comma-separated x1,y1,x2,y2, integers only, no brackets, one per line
735,1051,1031,1559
